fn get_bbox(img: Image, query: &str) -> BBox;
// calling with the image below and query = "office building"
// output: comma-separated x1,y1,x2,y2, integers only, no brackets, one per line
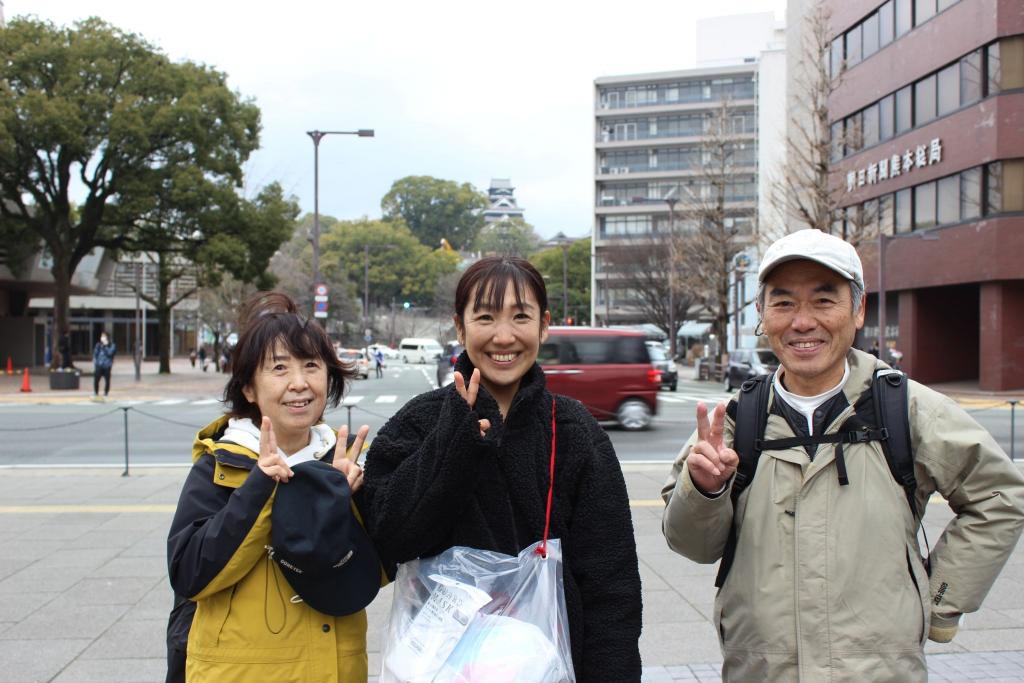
591,13,786,353
827,0,1023,389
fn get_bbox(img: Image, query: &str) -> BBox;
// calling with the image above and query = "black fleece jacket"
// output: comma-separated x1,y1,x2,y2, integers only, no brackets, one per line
363,353,642,682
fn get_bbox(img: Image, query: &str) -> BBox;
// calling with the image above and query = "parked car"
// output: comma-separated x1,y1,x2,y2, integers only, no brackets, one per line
539,327,660,430
338,348,370,380
724,348,780,391
399,337,444,364
645,341,678,392
436,341,465,386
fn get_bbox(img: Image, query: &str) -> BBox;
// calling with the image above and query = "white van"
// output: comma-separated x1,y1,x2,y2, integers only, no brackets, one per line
398,338,444,364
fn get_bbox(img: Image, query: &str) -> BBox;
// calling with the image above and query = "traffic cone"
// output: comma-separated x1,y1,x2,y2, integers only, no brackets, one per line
19,367,31,393
5,356,12,375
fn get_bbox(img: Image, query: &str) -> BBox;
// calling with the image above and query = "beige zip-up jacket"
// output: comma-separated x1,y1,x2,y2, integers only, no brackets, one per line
662,349,1024,682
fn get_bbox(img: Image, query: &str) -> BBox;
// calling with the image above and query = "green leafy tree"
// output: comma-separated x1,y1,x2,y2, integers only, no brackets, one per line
0,17,260,366
125,177,298,373
380,176,488,250
319,218,459,336
474,218,542,258
531,238,592,325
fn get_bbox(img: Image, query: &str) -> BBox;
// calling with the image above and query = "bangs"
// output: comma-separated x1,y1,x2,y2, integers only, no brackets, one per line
470,267,529,314
261,320,334,366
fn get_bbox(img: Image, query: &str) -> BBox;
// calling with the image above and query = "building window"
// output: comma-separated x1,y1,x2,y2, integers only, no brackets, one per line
895,0,913,36
961,167,982,219
879,94,895,141
914,74,937,126
914,181,937,230
937,0,958,10
937,63,959,116
862,103,880,147
990,37,1024,91
985,162,1002,215
915,0,936,24
961,50,983,104
863,13,880,59
831,122,844,162
879,1,895,47
830,38,844,77
846,24,862,66
937,175,959,224
895,86,913,134
895,188,913,232
846,111,863,153
879,194,895,235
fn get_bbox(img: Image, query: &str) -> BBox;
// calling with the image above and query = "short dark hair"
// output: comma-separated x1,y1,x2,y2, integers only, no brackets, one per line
453,256,548,328
223,292,353,423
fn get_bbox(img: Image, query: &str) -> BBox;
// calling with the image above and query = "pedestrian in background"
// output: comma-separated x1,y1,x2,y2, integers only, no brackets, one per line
661,229,1024,681
373,347,384,379
166,291,383,683
188,347,197,368
92,331,116,400
363,256,642,682
197,346,207,371
58,328,74,369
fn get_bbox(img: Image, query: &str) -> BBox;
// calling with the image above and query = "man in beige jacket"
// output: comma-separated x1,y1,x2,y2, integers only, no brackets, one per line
662,229,1024,682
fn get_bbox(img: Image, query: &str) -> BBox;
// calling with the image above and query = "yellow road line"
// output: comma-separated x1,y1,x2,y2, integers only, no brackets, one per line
0,504,176,514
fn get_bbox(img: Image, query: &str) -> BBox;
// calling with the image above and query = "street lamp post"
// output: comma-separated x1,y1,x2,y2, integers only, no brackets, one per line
877,230,888,360
134,257,142,382
307,128,374,320
665,192,679,360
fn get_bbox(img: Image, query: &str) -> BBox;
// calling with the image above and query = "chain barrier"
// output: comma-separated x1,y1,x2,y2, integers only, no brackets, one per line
0,407,123,431
1,395,1019,470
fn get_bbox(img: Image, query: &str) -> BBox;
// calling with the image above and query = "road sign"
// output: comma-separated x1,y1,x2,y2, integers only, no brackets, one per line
314,311,328,319
364,333,373,343
314,295,328,303
315,283,328,297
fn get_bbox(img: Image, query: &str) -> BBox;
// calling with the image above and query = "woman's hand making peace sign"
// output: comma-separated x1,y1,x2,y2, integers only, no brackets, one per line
453,368,491,438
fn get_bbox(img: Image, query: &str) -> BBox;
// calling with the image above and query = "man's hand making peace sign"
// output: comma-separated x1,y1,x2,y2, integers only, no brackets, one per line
687,401,739,495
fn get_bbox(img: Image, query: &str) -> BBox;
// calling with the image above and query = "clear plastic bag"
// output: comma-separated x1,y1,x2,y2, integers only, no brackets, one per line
380,539,575,683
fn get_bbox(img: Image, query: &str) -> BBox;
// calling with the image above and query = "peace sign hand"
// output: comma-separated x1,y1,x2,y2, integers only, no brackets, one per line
453,368,490,437
333,424,370,492
257,417,293,483
687,401,739,495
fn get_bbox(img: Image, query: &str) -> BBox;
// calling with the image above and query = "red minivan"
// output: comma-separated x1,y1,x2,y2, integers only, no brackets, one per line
539,327,660,430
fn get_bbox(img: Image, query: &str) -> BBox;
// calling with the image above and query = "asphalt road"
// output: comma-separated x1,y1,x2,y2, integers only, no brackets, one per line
0,363,1019,467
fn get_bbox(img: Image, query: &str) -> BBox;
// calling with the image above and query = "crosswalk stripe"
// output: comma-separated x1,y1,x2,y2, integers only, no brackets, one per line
375,395,397,404
342,395,364,406
152,399,187,406
192,398,220,405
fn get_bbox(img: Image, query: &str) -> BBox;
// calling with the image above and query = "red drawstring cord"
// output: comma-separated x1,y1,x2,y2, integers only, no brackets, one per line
536,399,557,558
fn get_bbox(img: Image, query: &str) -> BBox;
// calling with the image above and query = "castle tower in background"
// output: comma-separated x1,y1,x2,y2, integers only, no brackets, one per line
483,178,525,224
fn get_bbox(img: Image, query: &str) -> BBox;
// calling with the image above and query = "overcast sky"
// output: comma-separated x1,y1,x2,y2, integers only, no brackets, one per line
18,0,785,240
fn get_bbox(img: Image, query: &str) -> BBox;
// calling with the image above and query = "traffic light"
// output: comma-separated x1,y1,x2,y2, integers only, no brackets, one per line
566,317,574,326
403,302,410,309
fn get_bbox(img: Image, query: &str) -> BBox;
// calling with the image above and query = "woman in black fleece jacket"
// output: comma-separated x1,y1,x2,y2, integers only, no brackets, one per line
363,256,642,682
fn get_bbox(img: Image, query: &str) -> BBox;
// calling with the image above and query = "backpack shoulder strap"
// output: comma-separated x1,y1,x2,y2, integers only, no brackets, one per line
872,368,918,518
714,373,772,588
731,374,773,499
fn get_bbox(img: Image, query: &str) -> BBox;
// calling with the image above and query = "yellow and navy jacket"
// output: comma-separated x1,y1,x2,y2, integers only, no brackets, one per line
166,415,381,683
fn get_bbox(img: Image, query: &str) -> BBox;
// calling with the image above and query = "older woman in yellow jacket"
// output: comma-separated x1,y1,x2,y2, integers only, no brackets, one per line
167,292,384,682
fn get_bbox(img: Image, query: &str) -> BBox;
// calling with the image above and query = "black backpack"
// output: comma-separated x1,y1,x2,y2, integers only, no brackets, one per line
714,368,920,588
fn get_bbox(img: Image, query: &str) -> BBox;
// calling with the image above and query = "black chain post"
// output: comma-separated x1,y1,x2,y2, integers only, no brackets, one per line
1010,400,1018,461
121,407,130,477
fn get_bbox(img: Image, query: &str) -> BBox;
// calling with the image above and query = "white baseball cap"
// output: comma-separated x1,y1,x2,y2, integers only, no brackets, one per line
757,229,864,290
